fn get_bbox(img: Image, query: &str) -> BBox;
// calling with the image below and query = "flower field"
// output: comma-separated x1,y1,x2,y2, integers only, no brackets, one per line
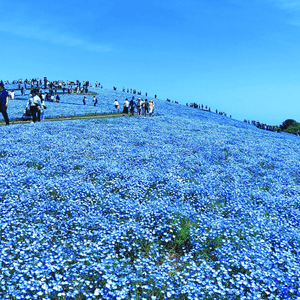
1,87,300,299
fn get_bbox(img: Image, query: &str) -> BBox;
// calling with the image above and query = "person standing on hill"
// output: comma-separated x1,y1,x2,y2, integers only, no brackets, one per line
93,96,98,106
123,98,129,114
143,99,149,116
129,97,135,116
149,100,154,116
0,82,9,125
136,98,142,116
114,99,120,112
28,89,42,123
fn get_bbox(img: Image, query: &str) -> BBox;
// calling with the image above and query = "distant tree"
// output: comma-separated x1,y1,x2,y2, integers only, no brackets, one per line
280,119,296,131
279,119,300,135
284,122,300,135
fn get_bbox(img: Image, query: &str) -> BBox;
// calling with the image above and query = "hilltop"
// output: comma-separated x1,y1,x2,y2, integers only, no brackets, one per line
0,86,300,299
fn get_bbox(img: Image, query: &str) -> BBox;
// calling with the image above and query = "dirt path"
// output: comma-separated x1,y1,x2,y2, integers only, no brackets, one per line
0,112,126,126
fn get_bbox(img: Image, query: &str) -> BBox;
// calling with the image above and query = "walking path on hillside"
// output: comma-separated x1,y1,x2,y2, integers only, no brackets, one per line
0,112,126,126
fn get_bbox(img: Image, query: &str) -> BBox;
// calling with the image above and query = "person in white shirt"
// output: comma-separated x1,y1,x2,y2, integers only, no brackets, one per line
28,89,42,122
10,90,15,100
123,98,129,114
149,100,155,116
114,99,119,112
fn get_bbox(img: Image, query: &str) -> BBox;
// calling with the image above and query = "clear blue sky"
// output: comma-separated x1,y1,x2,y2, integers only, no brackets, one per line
1,0,300,125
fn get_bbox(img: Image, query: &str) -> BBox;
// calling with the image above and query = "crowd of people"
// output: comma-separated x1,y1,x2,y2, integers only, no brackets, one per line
0,82,48,125
243,119,280,132
0,78,158,125
3,78,285,131
113,97,155,116
0,78,100,125
184,101,232,118
0,78,295,135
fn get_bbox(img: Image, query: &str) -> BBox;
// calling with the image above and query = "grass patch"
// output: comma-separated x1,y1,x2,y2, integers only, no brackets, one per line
73,165,84,170
160,214,194,258
259,162,275,170
27,161,43,170
0,150,8,158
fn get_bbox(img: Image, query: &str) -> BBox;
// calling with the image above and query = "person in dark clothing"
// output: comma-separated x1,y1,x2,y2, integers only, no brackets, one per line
0,82,9,125
129,97,135,115
93,96,98,106
136,98,142,115
143,99,149,116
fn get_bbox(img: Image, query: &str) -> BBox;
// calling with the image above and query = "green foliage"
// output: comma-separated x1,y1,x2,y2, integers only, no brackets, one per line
280,119,300,135
196,233,224,262
284,122,300,135
172,216,193,255
259,162,275,170
27,161,43,170
161,214,194,257
281,119,296,131
73,165,84,170
0,150,8,158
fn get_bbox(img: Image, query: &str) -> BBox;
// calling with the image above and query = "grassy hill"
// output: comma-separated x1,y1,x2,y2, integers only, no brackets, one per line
0,87,300,299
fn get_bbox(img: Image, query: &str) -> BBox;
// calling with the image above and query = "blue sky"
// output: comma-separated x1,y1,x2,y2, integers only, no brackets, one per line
1,0,300,125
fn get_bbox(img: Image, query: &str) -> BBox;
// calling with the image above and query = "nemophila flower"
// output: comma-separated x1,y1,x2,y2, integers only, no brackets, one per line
1,85,300,298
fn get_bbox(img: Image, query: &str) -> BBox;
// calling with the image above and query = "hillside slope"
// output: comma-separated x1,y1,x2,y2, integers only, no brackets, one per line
0,88,300,299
